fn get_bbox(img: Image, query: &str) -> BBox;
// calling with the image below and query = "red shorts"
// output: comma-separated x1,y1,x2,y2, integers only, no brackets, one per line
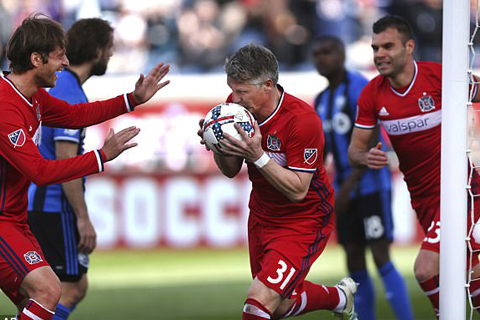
248,216,331,299
0,221,49,305
415,196,480,266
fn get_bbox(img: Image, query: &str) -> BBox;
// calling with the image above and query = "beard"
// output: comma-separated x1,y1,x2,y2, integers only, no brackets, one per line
90,59,108,76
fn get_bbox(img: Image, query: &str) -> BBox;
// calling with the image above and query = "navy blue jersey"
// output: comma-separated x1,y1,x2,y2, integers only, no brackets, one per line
314,70,391,196
28,69,87,212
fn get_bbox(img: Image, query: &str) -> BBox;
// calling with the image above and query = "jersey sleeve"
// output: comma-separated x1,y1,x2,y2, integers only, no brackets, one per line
286,113,324,172
39,88,138,129
0,104,105,187
355,81,378,129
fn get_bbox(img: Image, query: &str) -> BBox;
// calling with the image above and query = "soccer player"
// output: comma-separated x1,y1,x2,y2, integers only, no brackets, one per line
312,35,413,320
198,43,358,320
348,15,480,318
0,14,169,320
26,18,114,320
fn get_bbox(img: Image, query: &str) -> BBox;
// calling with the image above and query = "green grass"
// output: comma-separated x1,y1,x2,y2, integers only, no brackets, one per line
0,245,475,319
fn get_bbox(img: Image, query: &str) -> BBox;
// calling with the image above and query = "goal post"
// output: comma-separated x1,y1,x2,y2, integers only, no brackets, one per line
440,0,470,318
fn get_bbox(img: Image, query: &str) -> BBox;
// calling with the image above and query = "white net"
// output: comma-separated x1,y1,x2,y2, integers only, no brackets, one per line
467,1,480,318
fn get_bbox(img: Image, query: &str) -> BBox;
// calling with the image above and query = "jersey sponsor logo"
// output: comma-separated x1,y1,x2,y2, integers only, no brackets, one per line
381,110,441,136
267,135,281,151
331,112,351,134
8,128,26,148
24,251,43,265
304,148,318,165
32,124,41,146
379,107,389,116
63,129,79,136
35,102,41,121
78,253,90,268
266,151,287,167
418,94,435,112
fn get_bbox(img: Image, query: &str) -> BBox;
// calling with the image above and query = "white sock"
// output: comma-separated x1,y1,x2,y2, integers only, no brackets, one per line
333,286,346,312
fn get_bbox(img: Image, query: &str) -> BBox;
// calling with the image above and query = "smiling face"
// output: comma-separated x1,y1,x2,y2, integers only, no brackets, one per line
371,27,414,79
33,47,69,88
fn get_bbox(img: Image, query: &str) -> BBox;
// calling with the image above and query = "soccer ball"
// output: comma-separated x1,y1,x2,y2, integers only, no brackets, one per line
202,103,255,154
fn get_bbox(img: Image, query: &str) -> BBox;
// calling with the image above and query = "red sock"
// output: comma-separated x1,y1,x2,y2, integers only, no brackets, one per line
19,299,54,320
282,281,340,318
419,276,440,319
243,298,272,320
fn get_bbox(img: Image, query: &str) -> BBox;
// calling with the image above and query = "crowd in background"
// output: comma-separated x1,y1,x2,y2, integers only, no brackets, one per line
0,0,455,75
2,0,479,173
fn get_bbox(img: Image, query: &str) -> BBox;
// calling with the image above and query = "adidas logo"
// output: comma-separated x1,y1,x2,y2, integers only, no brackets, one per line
379,107,389,116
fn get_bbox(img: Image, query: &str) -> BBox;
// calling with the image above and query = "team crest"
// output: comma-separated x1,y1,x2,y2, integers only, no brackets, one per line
8,129,26,148
304,148,318,165
267,135,281,151
418,95,435,112
24,251,43,265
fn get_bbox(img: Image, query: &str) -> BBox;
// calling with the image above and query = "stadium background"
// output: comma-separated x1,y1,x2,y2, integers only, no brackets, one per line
0,0,476,319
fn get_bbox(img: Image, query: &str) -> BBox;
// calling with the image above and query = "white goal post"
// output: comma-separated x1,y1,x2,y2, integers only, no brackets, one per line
440,0,470,318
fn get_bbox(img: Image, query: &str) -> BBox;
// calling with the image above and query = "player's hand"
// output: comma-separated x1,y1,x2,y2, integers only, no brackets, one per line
366,142,388,169
132,62,170,104
197,118,211,150
101,126,140,161
77,215,97,254
220,121,263,161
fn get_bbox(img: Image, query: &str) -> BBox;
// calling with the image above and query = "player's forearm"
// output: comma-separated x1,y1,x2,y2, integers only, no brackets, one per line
62,178,88,218
258,161,309,202
214,153,244,178
28,150,105,186
348,145,369,168
43,94,136,129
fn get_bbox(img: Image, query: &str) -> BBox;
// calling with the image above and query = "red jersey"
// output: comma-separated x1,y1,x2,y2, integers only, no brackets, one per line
356,61,479,211
0,73,136,224
230,86,335,234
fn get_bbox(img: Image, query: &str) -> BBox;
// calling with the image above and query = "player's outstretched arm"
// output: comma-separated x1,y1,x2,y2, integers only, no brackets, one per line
348,127,388,169
101,126,140,161
132,62,171,105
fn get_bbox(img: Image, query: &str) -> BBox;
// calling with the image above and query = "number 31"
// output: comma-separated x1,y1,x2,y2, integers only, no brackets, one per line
267,259,296,290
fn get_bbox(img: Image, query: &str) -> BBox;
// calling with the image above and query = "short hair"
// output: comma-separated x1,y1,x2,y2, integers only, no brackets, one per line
312,35,345,55
373,15,414,45
6,13,67,74
224,43,279,86
67,18,114,66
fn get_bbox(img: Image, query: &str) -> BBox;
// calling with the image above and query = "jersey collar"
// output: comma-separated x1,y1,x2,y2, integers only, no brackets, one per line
1,72,33,106
259,84,285,127
389,60,418,97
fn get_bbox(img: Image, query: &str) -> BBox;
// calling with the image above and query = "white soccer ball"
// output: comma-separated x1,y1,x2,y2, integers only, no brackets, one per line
202,103,255,154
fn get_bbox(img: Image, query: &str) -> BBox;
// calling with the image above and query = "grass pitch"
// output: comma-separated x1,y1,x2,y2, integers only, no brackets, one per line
0,245,474,319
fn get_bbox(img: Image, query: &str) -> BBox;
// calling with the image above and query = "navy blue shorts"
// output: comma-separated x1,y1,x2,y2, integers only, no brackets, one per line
27,211,88,282
336,191,394,245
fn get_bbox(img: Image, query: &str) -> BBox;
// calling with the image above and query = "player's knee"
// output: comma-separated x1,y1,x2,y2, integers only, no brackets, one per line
246,279,281,313
61,279,88,306
35,279,62,309
414,251,439,282
414,259,437,282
